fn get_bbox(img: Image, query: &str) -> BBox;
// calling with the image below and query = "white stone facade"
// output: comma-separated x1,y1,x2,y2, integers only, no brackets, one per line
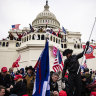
0,1,96,71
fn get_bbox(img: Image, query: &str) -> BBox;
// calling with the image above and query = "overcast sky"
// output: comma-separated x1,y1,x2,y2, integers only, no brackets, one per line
0,0,96,42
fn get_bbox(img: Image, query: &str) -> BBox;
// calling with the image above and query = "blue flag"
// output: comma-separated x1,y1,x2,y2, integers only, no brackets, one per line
62,26,66,34
32,40,50,96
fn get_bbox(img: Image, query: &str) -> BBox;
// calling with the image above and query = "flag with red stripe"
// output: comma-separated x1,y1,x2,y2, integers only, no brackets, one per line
53,49,64,72
12,24,20,30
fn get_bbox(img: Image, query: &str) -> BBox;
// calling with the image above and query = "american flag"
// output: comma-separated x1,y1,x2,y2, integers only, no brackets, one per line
12,24,20,30
83,58,87,68
53,49,64,72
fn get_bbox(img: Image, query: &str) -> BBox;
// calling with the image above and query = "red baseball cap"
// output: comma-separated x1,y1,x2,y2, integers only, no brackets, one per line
59,90,67,96
1,67,7,72
14,75,22,80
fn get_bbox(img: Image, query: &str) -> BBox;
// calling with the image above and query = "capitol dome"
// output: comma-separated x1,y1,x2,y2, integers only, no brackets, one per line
32,1,60,29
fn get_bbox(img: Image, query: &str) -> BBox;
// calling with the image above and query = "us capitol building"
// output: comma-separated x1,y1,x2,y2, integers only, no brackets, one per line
0,1,96,70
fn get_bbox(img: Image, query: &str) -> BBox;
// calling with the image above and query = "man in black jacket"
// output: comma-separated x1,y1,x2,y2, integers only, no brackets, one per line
50,72,59,96
62,41,89,96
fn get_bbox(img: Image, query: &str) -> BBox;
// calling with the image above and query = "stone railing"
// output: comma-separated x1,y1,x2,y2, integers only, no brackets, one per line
21,32,61,45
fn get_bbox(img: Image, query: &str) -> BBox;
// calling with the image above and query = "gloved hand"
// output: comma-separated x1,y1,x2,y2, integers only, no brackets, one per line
62,77,68,82
84,41,90,53
86,41,90,47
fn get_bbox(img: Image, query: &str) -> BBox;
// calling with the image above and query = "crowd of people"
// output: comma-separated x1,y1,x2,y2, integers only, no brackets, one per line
0,41,96,96
2,25,63,41
1,65,96,96
0,66,35,96
50,68,96,96
50,41,96,96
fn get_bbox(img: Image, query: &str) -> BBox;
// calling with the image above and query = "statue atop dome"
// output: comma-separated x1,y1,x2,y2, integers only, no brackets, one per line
44,0,49,10
46,0,48,6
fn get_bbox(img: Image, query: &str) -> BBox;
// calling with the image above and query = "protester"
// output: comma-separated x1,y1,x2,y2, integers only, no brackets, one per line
81,72,87,96
8,33,16,40
0,67,13,96
25,66,35,96
86,80,96,96
62,41,90,96
50,72,59,96
83,68,93,96
10,75,27,96
0,86,5,96
16,32,23,41
9,68,15,85
9,68,15,78
20,68,25,78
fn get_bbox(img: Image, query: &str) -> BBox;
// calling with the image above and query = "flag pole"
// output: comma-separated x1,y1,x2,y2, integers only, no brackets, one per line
88,17,96,41
76,17,96,74
81,17,96,65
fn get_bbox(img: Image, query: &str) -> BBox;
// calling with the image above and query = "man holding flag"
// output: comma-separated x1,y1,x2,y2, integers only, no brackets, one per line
32,40,50,96
62,41,90,96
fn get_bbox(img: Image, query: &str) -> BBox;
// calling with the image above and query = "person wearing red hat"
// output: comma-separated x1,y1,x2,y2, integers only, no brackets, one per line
0,67,13,96
9,75,28,96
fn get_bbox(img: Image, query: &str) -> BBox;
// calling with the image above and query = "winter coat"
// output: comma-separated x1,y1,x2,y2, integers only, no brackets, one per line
86,80,96,92
62,51,84,77
25,74,35,96
0,73,12,88
50,77,58,92
10,79,27,96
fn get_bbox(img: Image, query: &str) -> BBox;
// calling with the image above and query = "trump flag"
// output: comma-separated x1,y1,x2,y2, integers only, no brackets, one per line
83,45,96,59
12,55,21,68
32,40,50,96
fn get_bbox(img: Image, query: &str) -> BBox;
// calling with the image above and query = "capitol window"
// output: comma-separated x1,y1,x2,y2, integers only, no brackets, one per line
16,42,20,47
43,20,44,23
64,44,67,48
41,35,45,40
61,44,63,48
6,42,9,47
74,44,76,48
77,44,80,49
0,42,1,46
56,38,57,43
37,35,40,40
32,34,36,40
29,35,31,40
50,36,52,41
27,36,28,41
24,37,26,42
2,42,5,47
53,37,55,42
